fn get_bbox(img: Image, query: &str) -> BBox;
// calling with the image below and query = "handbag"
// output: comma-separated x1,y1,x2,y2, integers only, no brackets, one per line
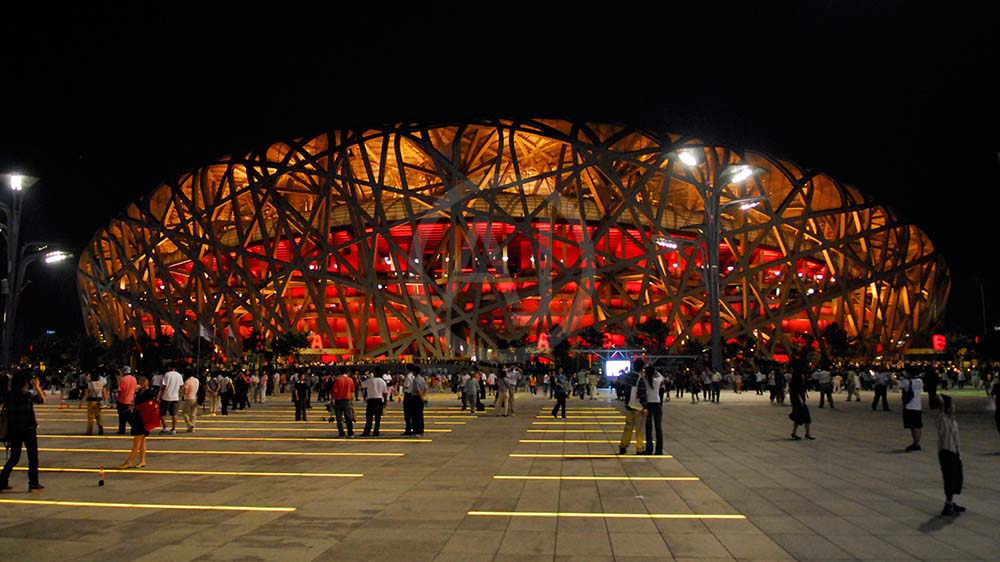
136,399,161,432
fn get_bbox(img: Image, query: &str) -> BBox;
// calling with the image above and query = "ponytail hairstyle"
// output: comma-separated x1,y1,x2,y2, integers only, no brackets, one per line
644,366,656,386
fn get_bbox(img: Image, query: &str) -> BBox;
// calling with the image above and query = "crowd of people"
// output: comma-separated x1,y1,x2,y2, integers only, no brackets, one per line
3,356,999,517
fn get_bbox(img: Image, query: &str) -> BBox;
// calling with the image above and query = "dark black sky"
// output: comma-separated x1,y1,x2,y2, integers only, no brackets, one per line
2,2,998,351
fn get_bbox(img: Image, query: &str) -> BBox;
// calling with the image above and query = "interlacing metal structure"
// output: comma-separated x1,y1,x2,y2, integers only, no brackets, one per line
77,118,949,361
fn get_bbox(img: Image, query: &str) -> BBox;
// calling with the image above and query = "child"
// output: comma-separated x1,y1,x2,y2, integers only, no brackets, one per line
937,394,966,516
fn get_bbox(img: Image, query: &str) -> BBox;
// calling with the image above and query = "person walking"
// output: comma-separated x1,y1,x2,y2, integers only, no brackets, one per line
80,370,109,435
642,366,665,455
936,394,966,516
158,365,183,434
845,365,861,402
360,369,388,436
115,366,137,434
617,359,646,455
118,375,158,469
1,371,46,492
900,367,924,451
181,372,200,433
788,369,814,440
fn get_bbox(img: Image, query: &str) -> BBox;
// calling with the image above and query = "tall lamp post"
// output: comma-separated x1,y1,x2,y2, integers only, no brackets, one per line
1,173,73,369
664,150,765,372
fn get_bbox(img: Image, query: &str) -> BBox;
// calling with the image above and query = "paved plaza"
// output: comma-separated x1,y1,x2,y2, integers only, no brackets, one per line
1,386,998,561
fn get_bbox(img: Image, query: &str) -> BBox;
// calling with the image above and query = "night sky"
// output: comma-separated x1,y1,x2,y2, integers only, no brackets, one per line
2,2,998,352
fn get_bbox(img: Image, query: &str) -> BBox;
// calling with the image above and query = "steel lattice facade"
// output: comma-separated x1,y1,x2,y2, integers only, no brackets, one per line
77,118,950,361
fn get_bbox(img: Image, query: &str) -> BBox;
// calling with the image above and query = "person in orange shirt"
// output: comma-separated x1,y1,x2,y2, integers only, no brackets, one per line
331,369,356,438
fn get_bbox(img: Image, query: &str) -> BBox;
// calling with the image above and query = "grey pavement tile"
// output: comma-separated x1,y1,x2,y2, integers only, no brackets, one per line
553,527,615,556
825,533,920,561
609,531,672,557
713,532,795,560
880,532,986,560
661,532,732,559
769,533,853,560
438,530,504,554
492,556,555,562
497,529,556,555
746,515,814,534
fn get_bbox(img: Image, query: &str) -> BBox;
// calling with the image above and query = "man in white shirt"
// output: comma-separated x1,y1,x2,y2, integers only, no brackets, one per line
158,365,185,435
360,371,388,436
813,367,834,408
900,367,924,451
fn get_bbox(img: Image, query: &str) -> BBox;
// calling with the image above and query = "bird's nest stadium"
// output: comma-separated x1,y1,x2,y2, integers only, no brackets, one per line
77,118,949,362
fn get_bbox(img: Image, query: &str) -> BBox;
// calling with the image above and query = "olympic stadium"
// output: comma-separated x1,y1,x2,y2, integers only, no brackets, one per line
76,118,950,362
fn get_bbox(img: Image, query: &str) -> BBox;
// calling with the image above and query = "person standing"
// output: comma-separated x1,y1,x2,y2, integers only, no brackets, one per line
642,366,665,455
900,367,924,451
1,371,46,492
990,376,1000,439
788,369,814,440
331,369,356,438
402,364,427,437
936,394,966,515
551,371,569,418
205,371,221,416
257,371,269,404
158,365,184,435
116,366,137,434
218,371,234,416
813,366,834,408
80,371,109,435
292,372,311,421
181,372,200,433
464,372,481,415
618,359,646,455
710,369,722,403
118,375,158,469
360,369,388,436
872,366,891,412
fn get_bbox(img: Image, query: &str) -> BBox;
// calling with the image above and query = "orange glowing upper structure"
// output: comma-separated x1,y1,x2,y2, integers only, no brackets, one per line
77,118,949,360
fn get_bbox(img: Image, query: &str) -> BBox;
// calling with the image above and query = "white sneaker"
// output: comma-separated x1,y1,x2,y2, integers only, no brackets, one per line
168,429,177,435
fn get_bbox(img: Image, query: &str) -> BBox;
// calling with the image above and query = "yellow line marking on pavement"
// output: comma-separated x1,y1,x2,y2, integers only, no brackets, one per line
531,422,624,425
38,434,432,443
509,453,673,459
38,447,403,457
0,498,294,512
468,511,744,519
519,439,620,443
526,430,617,433
93,427,451,433
16,467,362,478
533,416,624,419
494,475,697,481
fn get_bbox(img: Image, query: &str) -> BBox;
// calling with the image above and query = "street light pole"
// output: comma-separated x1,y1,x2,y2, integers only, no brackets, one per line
673,151,765,373
1,173,71,369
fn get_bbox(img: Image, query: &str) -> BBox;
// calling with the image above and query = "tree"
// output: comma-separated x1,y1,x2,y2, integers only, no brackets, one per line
271,331,309,364
636,318,668,352
821,323,850,361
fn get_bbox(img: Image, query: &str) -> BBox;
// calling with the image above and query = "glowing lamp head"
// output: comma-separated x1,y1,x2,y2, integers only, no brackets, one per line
678,150,699,167
44,250,72,264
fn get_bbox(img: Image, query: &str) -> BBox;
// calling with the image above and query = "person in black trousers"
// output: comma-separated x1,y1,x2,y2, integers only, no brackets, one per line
551,373,568,418
1,371,46,492
642,367,665,455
